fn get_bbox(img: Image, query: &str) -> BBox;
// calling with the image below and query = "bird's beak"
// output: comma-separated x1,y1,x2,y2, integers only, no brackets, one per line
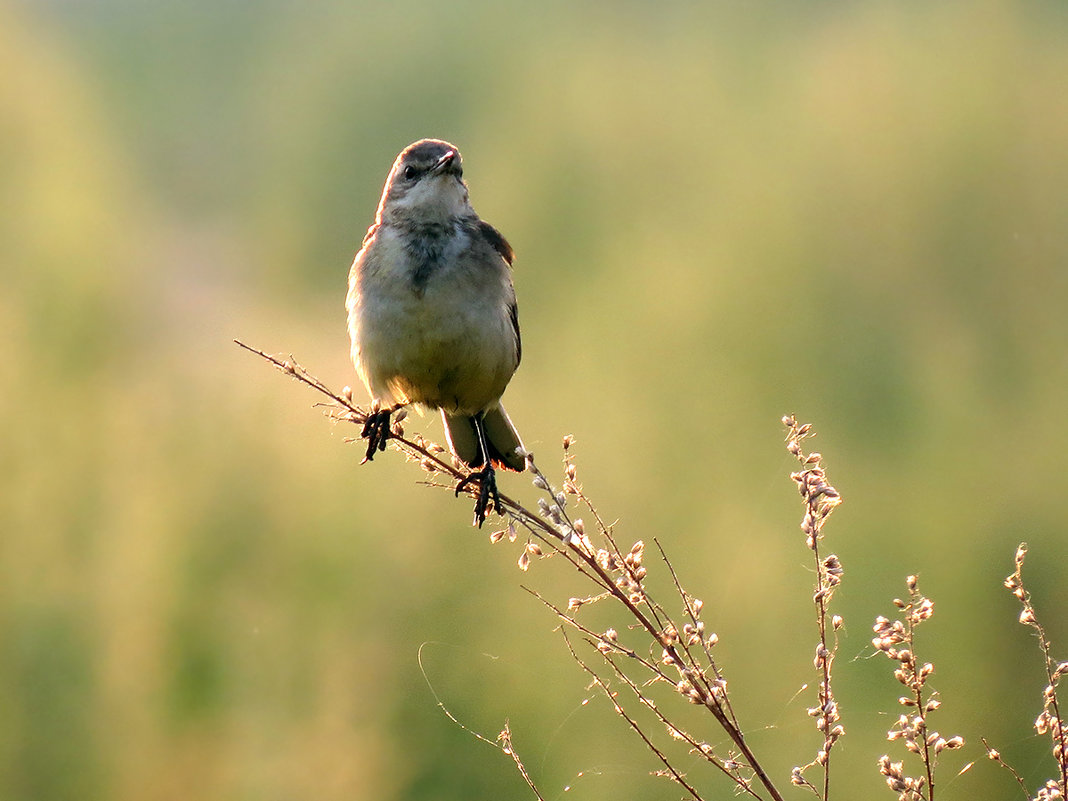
431,150,456,175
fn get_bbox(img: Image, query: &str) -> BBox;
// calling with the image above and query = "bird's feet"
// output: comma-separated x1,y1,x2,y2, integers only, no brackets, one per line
455,465,501,528
360,407,393,462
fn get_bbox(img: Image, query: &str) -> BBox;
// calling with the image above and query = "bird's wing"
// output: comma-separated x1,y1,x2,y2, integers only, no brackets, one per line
477,220,515,266
509,300,521,368
476,220,520,366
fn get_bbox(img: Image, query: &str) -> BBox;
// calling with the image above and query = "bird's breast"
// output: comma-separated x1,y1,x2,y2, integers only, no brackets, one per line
348,226,517,415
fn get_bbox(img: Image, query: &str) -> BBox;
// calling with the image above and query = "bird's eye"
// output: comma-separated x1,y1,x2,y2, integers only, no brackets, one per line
403,165,417,181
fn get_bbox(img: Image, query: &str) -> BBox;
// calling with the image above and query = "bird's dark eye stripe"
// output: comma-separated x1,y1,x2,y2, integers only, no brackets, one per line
403,165,418,180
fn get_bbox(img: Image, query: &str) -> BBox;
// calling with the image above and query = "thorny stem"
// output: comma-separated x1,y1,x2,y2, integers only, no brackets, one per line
240,341,786,801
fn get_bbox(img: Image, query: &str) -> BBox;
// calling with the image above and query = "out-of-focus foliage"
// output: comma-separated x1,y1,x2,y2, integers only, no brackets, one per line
3,0,1067,798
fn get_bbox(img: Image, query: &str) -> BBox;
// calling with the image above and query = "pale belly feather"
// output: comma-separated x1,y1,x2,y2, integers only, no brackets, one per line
349,230,516,415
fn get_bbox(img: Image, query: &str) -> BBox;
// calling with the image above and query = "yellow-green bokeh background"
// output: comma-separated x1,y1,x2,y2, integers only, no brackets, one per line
4,1,1068,798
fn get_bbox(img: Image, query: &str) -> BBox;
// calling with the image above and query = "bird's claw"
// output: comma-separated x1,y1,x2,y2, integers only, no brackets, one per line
361,408,392,462
455,465,501,528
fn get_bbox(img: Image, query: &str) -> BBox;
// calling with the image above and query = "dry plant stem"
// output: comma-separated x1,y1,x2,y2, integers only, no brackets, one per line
529,589,760,798
1004,543,1068,799
533,527,783,800
419,644,545,795
235,340,529,517
654,539,743,730
498,452,785,798
981,738,1030,800
497,724,546,801
234,340,462,475
895,585,936,799
910,617,935,798
784,416,844,801
872,577,963,801
560,631,706,801
812,556,833,799
599,647,759,798
239,342,785,801
518,474,783,798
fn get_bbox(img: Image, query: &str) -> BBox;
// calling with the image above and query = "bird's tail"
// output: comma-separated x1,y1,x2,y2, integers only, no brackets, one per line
442,405,526,472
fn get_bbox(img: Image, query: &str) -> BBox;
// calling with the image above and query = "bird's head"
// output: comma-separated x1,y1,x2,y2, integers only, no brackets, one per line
376,139,472,225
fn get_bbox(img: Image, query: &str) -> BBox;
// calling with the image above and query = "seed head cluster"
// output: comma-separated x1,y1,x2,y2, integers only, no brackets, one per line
784,415,846,798
784,415,842,552
873,576,963,800
1003,543,1068,801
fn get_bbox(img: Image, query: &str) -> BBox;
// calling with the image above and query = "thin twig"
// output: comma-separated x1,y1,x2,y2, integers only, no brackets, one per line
653,538,741,730
498,723,547,801
561,630,706,801
597,641,763,798
1004,544,1068,798
980,739,1031,800
784,416,843,800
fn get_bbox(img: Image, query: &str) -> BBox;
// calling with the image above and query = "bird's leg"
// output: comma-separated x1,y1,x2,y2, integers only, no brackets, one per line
360,403,400,463
454,413,501,527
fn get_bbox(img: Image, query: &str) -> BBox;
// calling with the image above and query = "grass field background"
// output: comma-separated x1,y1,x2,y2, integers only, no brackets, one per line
3,1,1068,798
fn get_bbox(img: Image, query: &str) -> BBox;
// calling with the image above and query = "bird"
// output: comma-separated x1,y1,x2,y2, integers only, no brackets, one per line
346,138,525,526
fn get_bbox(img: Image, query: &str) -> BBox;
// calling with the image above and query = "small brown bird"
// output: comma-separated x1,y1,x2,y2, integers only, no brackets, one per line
346,139,525,526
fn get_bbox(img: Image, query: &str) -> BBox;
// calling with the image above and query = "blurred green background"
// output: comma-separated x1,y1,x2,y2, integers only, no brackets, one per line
4,0,1068,798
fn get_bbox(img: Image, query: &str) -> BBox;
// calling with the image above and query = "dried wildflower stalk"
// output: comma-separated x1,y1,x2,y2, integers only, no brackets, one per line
241,340,1068,801
995,543,1068,801
981,738,1031,799
238,340,794,801
497,723,546,801
873,577,964,801
783,415,844,800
